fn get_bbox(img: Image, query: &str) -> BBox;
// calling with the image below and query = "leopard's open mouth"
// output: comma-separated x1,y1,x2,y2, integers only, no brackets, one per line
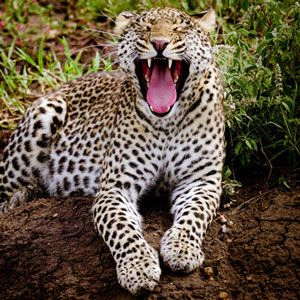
135,58,189,117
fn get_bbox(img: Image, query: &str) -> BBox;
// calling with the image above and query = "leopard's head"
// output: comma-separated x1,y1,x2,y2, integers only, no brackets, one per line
115,7,215,117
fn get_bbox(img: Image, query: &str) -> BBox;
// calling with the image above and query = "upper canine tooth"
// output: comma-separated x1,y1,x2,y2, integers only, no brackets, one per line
168,58,173,69
147,58,152,68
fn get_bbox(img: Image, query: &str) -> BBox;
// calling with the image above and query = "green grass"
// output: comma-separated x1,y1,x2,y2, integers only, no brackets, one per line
0,0,114,129
0,0,299,178
0,36,108,129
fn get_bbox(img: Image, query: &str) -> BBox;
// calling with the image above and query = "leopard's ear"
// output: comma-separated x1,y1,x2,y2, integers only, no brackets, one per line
193,7,216,33
114,12,137,36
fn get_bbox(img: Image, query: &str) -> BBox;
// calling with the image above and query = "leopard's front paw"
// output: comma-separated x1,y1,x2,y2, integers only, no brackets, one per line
116,244,161,295
160,226,204,273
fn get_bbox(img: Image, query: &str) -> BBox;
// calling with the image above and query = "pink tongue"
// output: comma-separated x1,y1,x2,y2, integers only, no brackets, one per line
146,63,176,114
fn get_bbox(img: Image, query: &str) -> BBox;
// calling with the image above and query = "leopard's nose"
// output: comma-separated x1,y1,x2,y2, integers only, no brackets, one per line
151,39,169,55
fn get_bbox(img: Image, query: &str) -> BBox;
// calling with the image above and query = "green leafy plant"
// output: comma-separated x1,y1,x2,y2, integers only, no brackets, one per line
217,1,300,170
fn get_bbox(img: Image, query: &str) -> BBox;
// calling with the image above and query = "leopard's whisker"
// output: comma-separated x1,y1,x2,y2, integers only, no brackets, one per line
82,27,121,38
71,44,117,55
100,13,117,24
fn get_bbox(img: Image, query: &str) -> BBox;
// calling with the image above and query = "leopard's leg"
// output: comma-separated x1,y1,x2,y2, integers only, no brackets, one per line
160,178,222,273
93,183,161,294
0,95,67,213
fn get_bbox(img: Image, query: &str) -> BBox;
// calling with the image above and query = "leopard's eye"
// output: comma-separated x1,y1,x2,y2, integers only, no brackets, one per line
173,24,186,32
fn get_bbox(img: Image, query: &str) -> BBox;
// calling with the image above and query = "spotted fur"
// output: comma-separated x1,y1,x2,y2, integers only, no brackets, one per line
0,8,225,294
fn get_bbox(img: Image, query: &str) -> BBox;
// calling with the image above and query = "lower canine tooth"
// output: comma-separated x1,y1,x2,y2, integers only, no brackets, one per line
150,105,154,112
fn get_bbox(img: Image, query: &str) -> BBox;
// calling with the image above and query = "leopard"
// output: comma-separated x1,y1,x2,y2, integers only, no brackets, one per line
0,7,225,295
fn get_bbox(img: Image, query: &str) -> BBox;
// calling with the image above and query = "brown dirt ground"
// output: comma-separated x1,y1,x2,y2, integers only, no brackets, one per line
0,178,299,300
